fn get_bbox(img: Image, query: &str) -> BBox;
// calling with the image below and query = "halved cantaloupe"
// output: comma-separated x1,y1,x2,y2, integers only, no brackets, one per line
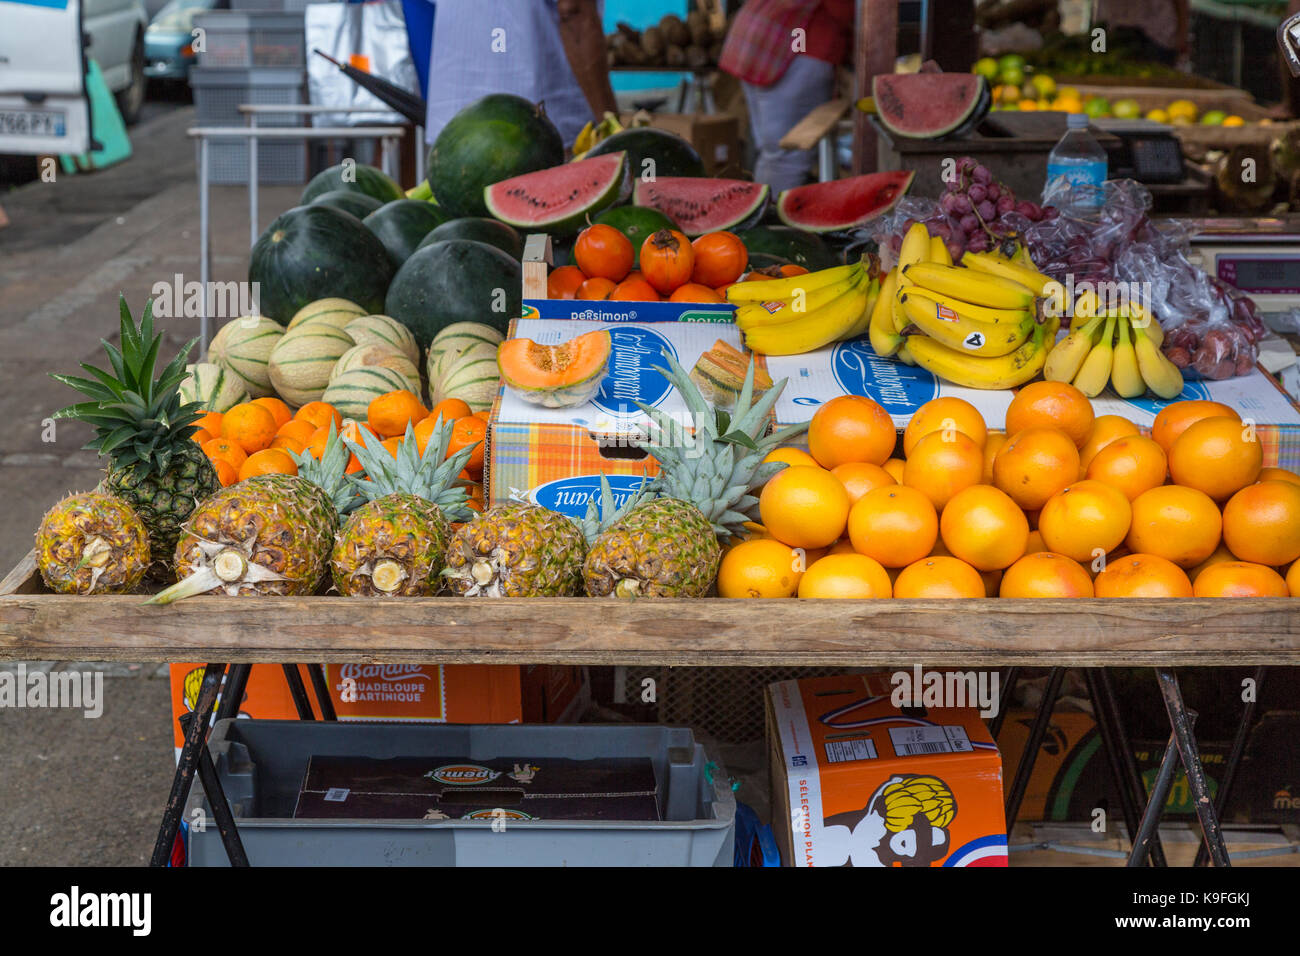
498,330,612,408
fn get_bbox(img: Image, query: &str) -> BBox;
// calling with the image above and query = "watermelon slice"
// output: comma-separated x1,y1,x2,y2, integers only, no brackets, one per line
776,171,915,234
873,73,990,139
485,152,629,236
633,177,769,237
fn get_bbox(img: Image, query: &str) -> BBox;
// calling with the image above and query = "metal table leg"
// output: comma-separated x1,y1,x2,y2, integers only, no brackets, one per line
307,664,337,720
1128,723,1185,866
215,663,252,722
1156,668,1231,867
1194,667,1265,867
988,666,1019,739
1004,667,1066,828
183,711,249,867
282,664,316,720
1091,669,1168,866
150,662,226,866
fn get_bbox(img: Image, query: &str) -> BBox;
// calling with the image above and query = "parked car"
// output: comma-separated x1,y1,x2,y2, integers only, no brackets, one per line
87,0,151,123
145,0,228,83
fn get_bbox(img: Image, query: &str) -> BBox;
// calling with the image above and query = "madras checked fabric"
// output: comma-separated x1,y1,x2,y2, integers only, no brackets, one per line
719,0,825,87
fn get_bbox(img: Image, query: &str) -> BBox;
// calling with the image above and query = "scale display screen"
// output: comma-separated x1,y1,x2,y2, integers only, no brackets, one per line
1216,255,1300,294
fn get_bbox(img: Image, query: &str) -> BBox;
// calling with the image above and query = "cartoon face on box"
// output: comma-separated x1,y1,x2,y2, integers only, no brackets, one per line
821,773,959,867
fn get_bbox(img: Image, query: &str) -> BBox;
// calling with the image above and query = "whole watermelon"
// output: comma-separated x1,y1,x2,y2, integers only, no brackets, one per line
385,239,520,349
309,189,383,220
249,205,394,324
363,199,450,268
301,163,403,206
419,217,523,259
585,127,705,179
427,94,565,219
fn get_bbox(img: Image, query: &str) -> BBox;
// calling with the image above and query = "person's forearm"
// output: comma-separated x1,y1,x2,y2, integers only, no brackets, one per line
557,0,618,122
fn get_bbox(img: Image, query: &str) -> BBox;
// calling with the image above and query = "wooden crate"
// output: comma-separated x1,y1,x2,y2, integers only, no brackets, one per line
3,550,1297,666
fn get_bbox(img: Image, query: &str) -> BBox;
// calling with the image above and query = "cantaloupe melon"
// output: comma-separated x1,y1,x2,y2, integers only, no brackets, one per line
434,350,502,411
268,324,356,407
286,298,367,332
206,315,284,398
332,343,421,393
427,322,505,384
322,365,413,419
344,314,420,364
498,330,611,408
180,362,249,412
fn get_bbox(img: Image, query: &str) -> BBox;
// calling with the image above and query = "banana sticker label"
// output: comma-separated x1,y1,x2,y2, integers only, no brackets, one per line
963,331,985,350
935,303,960,324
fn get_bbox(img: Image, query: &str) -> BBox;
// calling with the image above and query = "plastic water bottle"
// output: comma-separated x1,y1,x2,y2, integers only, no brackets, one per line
1044,113,1108,218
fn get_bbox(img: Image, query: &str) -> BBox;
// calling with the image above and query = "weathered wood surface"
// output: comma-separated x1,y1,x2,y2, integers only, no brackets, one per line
1,553,1296,665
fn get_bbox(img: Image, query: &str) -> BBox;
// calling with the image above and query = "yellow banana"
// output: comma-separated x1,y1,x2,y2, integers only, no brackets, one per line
929,235,952,266
896,222,932,288
960,250,1057,297
896,341,915,366
1073,289,1100,321
898,291,1036,358
1043,313,1105,383
743,273,872,356
1110,316,1145,398
725,262,861,304
902,262,1037,310
904,322,1049,390
1132,324,1184,399
842,276,881,341
1013,244,1036,270
868,268,902,357
735,270,863,330
1072,313,1116,398
1119,300,1164,346
894,287,1031,325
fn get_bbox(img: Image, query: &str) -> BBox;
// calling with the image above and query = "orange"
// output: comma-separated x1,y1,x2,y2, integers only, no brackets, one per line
270,435,306,455
846,485,938,568
1038,480,1132,563
427,398,472,424
412,416,440,456
797,554,892,599
981,432,1007,484
1025,529,1047,553
828,538,856,555
447,416,488,474
221,402,277,454
1150,400,1239,453
759,465,851,549
764,447,820,469
883,458,906,483
1259,466,1300,487
340,418,369,447
238,448,298,481
1078,415,1140,475
1126,485,1222,568
1288,558,1300,597
807,395,896,468
830,462,896,505
893,555,985,599
473,409,490,423
939,484,1029,571
1221,480,1300,566
346,454,362,475
211,458,239,487
368,390,428,439
1188,543,1239,583
380,436,403,457
1085,436,1167,501
274,418,317,445
1094,554,1193,597
306,424,334,459
1193,561,1289,598
902,430,983,511
252,396,292,430
1005,381,1095,447
717,538,804,598
190,427,213,446
902,397,987,456
1000,552,1094,597
295,401,342,432
202,437,248,470
194,410,224,437
1168,416,1262,501
992,427,1080,511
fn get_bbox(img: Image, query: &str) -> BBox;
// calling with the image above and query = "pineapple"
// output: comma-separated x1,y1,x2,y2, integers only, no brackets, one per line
147,474,337,603
35,491,150,594
443,503,587,597
584,354,804,597
51,297,220,577
329,421,477,596
289,420,363,517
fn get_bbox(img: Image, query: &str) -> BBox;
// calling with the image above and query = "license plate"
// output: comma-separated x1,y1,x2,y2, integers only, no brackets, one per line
0,108,66,138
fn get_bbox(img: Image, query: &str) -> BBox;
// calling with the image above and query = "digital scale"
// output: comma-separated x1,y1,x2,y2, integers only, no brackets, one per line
1185,218,1300,318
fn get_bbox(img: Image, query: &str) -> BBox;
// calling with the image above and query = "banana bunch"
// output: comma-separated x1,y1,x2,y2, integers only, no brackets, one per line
728,258,880,356
1044,308,1182,399
572,112,624,159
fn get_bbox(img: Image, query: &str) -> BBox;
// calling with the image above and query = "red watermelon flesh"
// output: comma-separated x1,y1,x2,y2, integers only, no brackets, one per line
777,171,915,233
873,73,990,139
485,152,629,235
633,177,769,236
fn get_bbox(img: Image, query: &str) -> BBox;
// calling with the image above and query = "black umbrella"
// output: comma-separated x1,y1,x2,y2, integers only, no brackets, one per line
312,49,427,126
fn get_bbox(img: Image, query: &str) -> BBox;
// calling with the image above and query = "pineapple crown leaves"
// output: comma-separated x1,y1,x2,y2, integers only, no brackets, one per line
577,472,650,543
288,421,363,515
342,419,478,523
50,296,205,479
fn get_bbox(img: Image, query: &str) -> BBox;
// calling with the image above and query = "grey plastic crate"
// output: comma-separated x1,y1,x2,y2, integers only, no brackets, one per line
194,11,304,68
207,141,306,185
190,66,306,183
185,720,735,866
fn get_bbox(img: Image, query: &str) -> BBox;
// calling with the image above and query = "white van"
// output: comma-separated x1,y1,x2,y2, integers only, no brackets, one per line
0,0,148,156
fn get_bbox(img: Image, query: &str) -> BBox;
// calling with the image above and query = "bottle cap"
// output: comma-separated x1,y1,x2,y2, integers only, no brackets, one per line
1067,113,1090,129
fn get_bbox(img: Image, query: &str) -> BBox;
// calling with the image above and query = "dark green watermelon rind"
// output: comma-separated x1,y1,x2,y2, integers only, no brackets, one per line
383,239,521,350
419,217,523,259
872,74,990,140
593,206,679,267
632,177,769,237
585,127,705,179
484,152,629,237
249,205,395,324
301,164,403,206
427,94,566,220
736,225,839,272
363,200,451,268
310,189,384,220
776,171,915,234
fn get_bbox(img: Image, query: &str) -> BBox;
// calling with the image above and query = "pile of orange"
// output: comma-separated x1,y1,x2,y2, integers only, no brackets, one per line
720,386,1300,600
196,397,309,485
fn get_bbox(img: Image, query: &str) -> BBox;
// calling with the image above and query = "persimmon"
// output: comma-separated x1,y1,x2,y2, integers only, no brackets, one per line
690,231,748,287
547,264,587,300
639,229,695,294
574,224,633,282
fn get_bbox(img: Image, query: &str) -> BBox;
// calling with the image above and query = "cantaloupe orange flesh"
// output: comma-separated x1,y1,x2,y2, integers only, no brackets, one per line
498,330,611,391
